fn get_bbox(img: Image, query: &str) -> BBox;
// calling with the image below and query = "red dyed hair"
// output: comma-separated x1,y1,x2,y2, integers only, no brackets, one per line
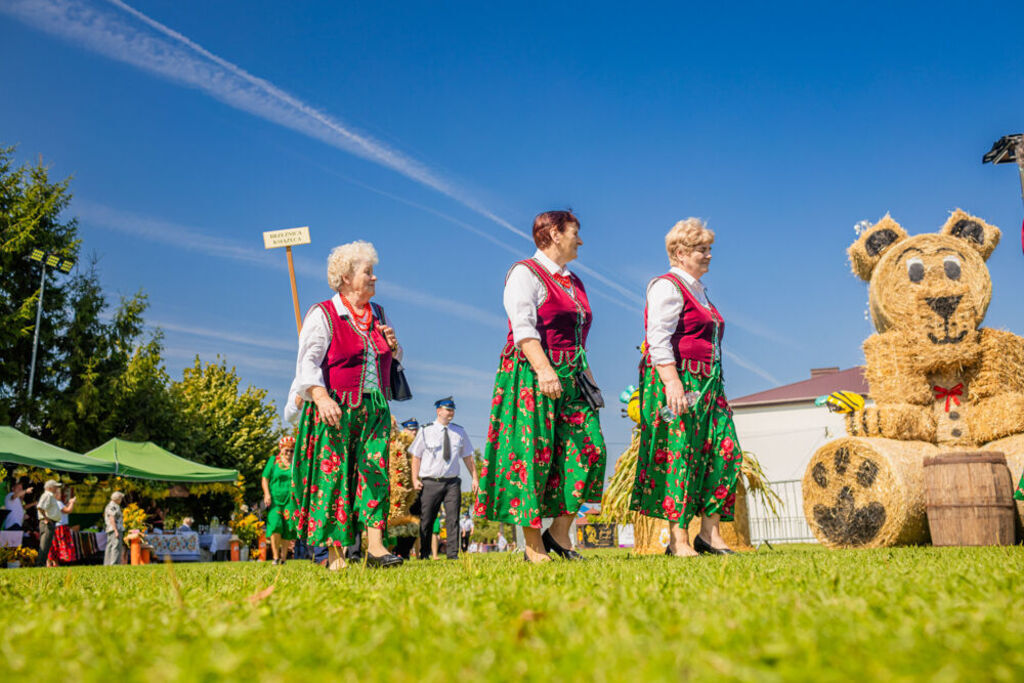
532,210,579,249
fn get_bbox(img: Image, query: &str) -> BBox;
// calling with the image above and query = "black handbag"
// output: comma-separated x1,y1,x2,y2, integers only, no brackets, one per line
576,367,605,410
371,303,413,401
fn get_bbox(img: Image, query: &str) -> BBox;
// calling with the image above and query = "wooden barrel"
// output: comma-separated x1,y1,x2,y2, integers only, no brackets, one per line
923,451,1015,547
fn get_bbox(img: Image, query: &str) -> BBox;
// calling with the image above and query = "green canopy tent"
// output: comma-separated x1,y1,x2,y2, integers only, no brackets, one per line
85,439,239,482
0,426,117,474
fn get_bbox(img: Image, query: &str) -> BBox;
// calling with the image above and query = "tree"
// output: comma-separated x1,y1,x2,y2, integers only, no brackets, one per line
46,258,160,452
170,357,285,503
0,146,80,427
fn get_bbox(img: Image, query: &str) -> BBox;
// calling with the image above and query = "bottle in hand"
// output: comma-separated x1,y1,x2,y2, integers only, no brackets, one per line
658,391,701,422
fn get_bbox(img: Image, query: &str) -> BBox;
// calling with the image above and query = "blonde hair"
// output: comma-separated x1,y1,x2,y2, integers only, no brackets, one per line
665,218,715,266
326,240,379,291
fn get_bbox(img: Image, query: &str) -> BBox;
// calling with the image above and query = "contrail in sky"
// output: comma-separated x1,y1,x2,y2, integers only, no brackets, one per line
0,0,640,307
75,199,507,329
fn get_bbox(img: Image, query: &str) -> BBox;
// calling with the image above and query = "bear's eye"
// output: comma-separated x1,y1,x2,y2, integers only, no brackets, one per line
906,257,925,283
943,255,961,280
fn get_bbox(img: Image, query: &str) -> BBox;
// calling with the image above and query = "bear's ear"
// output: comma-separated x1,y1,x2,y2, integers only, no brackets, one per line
848,215,908,281
939,209,1001,261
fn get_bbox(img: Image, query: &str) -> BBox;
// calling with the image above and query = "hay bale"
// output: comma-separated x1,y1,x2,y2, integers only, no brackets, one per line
387,428,418,527
632,515,668,555
630,478,752,554
981,434,1024,540
803,437,938,548
967,329,1024,444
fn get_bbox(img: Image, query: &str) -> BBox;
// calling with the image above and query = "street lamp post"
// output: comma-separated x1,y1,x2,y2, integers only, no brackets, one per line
26,249,75,400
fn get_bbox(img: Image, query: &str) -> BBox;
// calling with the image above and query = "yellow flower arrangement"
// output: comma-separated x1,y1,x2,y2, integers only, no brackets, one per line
0,546,37,566
122,503,149,534
229,513,264,550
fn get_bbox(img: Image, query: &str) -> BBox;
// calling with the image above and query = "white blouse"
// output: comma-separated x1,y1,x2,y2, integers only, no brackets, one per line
503,250,574,346
645,267,710,367
293,293,403,400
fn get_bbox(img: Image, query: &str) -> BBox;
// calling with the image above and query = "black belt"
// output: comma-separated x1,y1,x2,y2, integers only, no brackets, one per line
421,476,460,482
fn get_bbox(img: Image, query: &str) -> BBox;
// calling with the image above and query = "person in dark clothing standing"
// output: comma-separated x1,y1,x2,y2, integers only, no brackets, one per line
410,397,478,559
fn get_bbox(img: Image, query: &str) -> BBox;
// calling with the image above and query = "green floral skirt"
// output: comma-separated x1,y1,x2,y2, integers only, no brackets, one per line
630,361,742,525
288,391,391,547
477,347,607,527
264,503,296,540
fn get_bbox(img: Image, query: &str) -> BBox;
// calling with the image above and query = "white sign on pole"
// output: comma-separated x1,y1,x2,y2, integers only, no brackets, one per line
263,226,311,249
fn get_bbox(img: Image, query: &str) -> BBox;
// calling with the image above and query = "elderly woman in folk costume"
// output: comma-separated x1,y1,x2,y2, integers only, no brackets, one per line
477,210,608,563
288,240,404,570
262,436,297,565
630,218,743,557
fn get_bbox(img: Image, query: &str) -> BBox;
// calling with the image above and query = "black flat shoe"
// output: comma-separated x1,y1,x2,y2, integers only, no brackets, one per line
542,529,586,561
366,552,404,568
693,534,736,556
664,545,672,556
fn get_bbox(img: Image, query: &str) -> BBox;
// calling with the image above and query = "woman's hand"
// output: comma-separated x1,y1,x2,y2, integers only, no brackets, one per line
263,493,272,509
311,388,343,427
380,325,398,352
519,339,562,399
663,379,688,416
537,367,563,399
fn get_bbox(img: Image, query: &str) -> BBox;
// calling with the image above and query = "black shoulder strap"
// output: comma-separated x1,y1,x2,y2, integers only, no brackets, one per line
370,302,387,325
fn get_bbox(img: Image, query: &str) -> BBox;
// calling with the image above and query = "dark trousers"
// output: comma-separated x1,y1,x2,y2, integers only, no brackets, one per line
37,519,55,567
418,477,461,559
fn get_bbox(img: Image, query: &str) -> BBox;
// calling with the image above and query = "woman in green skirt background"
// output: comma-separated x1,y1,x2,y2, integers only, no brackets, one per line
630,218,742,557
477,210,607,563
262,436,296,565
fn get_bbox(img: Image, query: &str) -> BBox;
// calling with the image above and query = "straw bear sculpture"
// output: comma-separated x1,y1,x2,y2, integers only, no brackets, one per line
803,210,1024,548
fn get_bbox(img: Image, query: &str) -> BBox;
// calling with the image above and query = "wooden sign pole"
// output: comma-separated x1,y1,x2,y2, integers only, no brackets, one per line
262,226,312,338
286,245,302,335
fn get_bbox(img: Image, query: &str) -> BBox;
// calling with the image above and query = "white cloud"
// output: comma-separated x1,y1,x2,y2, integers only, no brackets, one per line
723,348,779,386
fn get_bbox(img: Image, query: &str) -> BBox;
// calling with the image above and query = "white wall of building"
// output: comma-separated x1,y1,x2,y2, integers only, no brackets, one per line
732,402,852,482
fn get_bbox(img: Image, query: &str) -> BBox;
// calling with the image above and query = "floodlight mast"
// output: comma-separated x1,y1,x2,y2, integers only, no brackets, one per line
26,254,47,400
982,133,1024,205
25,250,75,402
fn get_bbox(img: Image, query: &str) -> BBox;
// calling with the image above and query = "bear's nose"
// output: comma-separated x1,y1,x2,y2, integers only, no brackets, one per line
925,295,962,321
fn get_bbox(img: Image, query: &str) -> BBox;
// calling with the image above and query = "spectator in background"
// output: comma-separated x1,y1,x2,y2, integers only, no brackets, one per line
35,480,64,567
178,517,195,534
3,481,35,530
410,396,478,561
262,436,297,565
104,492,125,566
47,487,77,567
460,512,474,552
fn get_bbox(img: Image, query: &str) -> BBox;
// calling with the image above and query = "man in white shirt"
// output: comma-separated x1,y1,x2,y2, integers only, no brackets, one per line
410,396,478,559
35,480,64,567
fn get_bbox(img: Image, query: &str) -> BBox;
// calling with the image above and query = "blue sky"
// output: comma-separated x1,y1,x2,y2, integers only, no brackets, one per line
2,1,1022,459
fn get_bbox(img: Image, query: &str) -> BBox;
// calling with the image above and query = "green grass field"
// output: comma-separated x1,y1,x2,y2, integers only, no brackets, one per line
1,545,1022,682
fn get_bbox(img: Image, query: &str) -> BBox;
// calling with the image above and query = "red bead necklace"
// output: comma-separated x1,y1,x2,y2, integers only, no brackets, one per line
340,293,373,332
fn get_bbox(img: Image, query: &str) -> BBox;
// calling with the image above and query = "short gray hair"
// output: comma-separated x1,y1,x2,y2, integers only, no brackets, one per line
666,218,715,266
326,241,378,291
110,491,124,503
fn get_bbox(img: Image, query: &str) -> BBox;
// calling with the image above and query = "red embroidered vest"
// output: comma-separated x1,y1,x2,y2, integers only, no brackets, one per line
317,299,393,405
644,272,724,370
504,258,592,360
